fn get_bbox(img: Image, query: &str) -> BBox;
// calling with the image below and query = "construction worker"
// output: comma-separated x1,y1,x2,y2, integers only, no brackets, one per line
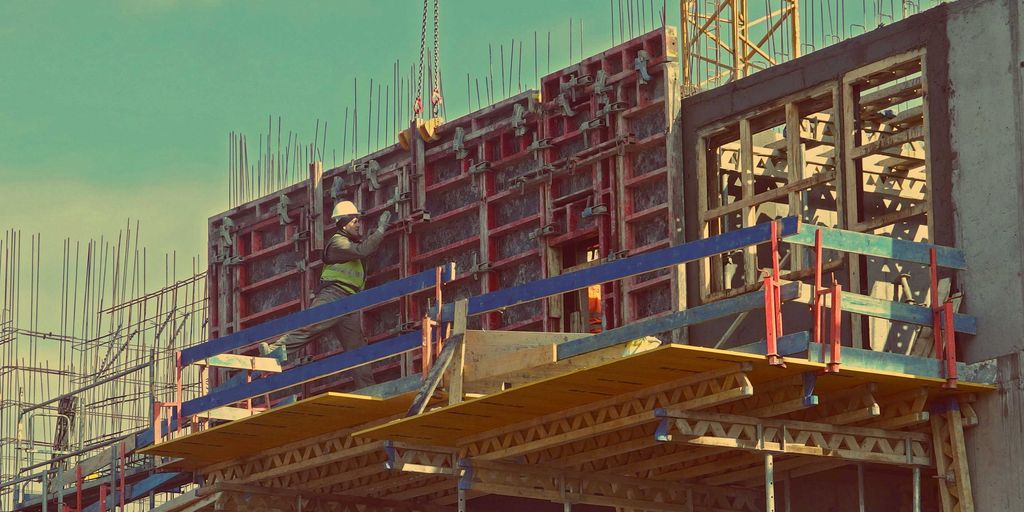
260,200,391,390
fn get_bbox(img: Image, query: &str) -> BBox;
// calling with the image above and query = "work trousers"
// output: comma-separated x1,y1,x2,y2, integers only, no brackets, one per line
269,281,376,389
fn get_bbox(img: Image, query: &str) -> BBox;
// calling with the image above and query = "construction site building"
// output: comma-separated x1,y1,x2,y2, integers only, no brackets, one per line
2,0,1023,510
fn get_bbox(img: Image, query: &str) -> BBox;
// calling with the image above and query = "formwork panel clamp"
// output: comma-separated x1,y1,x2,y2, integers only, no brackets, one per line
527,135,552,154
453,127,468,160
353,160,382,191
528,224,557,240
275,194,291,226
468,160,492,175
634,50,652,84
581,203,609,218
512,103,528,137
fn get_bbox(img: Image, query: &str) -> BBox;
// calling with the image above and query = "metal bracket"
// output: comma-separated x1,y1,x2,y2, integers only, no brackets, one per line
556,93,576,117
597,101,627,119
510,164,555,190
458,459,474,491
294,259,308,272
528,224,556,240
453,127,468,160
512,103,527,137
396,209,432,234
292,230,309,242
802,372,819,407
593,69,612,104
218,218,235,248
330,175,346,201
581,203,609,218
353,159,382,190
468,160,492,175
634,50,652,84
527,135,552,155
222,255,244,266
559,74,594,101
275,194,291,225
605,250,629,262
469,254,492,280
384,441,397,470
579,118,606,132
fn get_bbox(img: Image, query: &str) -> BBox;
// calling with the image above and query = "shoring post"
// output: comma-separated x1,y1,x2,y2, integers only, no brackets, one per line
765,453,776,512
912,466,921,512
772,221,783,340
174,350,183,434
813,228,823,346
857,463,866,512
764,275,780,365
118,442,126,512
98,483,109,512
827,280,842,373
812,228,840,372
421,312,434,377
75,465,82,512
765,220,785,367
152,402,163,446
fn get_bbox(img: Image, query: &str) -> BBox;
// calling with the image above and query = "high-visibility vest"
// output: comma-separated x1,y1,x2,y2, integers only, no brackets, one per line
320,238,366,294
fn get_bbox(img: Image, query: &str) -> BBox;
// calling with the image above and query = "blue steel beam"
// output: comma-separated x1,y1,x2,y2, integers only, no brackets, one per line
435,217,800,320
180,332,421,417
784,225,967,269
181,266,452,365
840,290,976,334
556,283,801,360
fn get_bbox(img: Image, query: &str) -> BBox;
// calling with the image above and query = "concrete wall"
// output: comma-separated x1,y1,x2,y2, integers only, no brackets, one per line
947,0,1024,510
948,0,1024,364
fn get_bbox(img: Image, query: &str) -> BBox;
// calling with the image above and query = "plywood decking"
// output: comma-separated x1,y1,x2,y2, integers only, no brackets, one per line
140,392,413,468
355,343,993,447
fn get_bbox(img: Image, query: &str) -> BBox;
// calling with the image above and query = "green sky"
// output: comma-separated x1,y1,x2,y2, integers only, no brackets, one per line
1,1,676,263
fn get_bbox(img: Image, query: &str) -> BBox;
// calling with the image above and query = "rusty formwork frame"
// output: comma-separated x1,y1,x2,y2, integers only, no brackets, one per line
206,27,683,393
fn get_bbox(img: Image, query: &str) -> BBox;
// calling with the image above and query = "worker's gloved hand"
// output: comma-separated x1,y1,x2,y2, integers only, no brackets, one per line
377,210,393,233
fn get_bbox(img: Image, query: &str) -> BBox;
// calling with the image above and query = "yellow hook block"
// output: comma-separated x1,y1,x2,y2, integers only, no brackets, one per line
418,117,444,142
397,117,444,151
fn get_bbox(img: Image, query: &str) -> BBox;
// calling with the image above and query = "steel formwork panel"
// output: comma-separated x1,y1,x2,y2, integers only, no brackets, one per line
207,27,679,390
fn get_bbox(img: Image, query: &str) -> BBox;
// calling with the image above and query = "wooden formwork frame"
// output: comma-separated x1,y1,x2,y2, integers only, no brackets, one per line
693,51,934,331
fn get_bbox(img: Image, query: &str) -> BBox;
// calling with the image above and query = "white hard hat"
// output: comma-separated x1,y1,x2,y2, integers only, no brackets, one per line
331,200,361,222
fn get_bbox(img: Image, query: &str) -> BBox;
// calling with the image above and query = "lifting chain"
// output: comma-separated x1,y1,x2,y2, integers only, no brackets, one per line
415,0,428,117
416,0,443,119
430,0,442,118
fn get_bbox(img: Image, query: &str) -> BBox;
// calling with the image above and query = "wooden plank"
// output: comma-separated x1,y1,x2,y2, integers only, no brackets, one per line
849,204,928,233
357,342,993,447
462,331,587,382
202,354,282,373
783,224,966,269
739,118,757,286
786,102,806,271
849,125,925,160
139,392,409,468
447,300,469,406
703,170,837,219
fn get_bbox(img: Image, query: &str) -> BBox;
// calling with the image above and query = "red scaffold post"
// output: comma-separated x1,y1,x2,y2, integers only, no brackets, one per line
765,220,785,367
